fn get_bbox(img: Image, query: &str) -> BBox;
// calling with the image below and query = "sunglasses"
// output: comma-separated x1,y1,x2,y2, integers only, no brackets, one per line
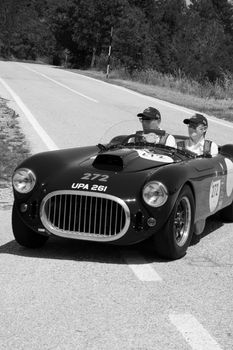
139,118,159,122
188,123,206,130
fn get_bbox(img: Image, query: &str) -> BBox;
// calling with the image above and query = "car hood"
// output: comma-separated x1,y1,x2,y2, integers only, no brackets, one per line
88,148,174,172
16,146,175,198
20,146,174,175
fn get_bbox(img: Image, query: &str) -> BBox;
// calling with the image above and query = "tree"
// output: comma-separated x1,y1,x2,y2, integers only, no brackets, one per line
212,0,233,35
1,0,233,81
72,0,126,67
189,0,233,35
113,5,149,73
0,0,55,59
46,0,78,64
47,0,126,67
147,0,187,73
0,0,25,57
172,4,230,81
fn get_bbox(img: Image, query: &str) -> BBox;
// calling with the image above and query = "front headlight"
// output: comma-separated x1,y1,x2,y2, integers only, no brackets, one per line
142,181,168,207
12,168,36,193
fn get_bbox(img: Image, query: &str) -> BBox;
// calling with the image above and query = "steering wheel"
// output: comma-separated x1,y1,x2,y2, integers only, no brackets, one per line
122,133,145,144
122,130,165,144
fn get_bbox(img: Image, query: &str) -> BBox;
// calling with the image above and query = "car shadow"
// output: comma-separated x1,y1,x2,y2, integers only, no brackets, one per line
0,236,166,264
0,214,226,264
190,213,224,246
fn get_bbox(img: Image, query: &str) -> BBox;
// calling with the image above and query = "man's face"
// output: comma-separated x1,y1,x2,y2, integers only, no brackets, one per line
140,118,160,132
188,122,206,141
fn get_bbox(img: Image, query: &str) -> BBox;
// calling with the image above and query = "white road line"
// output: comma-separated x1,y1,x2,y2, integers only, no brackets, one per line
0,77,58,151
61,68,233,129
16,63,233,130
17,63,99,104
169,313,223,350
121,249,162,282
64,69,195,114
207,116,233,129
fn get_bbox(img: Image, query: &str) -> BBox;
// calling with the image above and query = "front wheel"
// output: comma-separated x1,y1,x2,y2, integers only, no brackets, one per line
12,203,49,248
152,185,195,260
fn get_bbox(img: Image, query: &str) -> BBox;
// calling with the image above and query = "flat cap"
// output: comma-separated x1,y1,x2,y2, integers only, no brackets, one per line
137,107,161,120
183,113,208,127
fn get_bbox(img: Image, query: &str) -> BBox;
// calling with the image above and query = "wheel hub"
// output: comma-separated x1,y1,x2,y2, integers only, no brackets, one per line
174,197,191,247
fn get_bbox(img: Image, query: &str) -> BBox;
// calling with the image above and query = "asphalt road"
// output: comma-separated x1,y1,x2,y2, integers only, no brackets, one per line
0,61,233,350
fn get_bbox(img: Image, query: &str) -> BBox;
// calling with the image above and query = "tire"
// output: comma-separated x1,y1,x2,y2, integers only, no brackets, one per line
219,201,233,222
152,185,195,260
12,203,48,248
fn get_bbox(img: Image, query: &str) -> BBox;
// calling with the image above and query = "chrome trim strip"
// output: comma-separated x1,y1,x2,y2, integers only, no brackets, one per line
115,203,118,235
58,195,62,228
94,197,97,234
40,190,131,242
83,196,87,233
48,198,51,221
68,195,72,231
78,195,82,232
63,194,67,230
109,201,113,236
104,199,108,236
53,195,57,224
73,195,77,232
120,206,123,231
89,196,93,233
99,197,103,235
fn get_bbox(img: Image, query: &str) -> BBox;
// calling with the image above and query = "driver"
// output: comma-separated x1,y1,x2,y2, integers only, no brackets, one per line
136,107,177,147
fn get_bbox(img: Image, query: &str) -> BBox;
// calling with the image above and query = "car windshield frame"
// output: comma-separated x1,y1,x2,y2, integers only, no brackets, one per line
97,133,198,162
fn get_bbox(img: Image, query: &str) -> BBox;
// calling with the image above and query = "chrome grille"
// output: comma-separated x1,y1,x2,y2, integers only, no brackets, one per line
40,190,130,241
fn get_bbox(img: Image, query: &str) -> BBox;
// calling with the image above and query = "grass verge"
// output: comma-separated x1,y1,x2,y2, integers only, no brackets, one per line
66,68,233,123
0,97,30,206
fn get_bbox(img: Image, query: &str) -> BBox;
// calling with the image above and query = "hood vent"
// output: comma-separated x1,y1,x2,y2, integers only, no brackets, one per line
93,154,124,171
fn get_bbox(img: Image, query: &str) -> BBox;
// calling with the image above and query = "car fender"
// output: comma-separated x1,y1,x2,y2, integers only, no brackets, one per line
141,163,193,226
13,146,99,198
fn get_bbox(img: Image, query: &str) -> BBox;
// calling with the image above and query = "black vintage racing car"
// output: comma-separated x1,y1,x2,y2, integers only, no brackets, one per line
12,126,233,260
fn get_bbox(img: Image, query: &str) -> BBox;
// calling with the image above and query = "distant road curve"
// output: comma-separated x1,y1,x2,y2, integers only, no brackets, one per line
0,61,232,151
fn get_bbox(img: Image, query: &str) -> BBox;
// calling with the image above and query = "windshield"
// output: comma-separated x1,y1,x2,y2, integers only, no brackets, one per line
98,120,196,160
99,120,139,145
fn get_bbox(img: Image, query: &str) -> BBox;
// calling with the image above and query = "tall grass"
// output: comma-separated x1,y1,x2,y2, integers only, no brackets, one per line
0,98,30,186
107,68,233,100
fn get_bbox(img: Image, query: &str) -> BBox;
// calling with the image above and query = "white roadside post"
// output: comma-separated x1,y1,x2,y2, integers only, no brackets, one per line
106,26,113,79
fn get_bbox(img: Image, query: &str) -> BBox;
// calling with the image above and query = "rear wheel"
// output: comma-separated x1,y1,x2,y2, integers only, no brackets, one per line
12,203,48,248
152,185,195,260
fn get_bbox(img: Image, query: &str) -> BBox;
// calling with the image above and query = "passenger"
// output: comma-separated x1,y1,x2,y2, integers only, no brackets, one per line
136,107,177,147
179,113,218,156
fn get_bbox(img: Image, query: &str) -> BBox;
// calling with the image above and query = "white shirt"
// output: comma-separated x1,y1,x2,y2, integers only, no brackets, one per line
184,138,218,156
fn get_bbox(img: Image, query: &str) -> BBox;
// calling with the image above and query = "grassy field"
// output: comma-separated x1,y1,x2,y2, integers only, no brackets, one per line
0,97,30,189
67,68,233,123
